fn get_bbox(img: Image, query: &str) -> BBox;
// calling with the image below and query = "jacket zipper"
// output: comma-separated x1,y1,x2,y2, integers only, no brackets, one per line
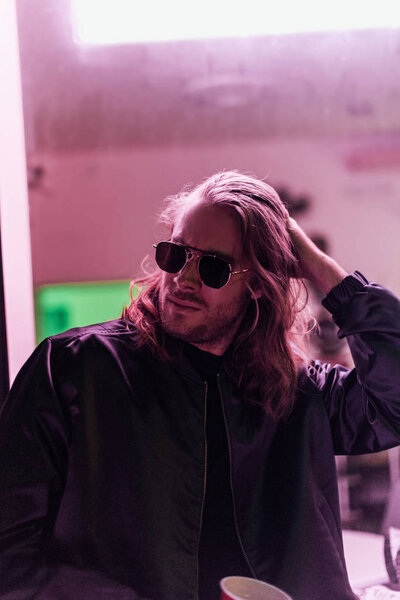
217,374,257,579
196,380,208,600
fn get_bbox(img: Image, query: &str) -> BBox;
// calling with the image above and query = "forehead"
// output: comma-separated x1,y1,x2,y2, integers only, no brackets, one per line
172,198,242,260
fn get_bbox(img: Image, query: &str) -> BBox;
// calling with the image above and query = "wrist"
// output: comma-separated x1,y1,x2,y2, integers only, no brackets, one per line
306,256,348,295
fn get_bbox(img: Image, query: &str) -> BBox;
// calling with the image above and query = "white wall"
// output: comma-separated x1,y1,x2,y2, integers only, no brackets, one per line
0,0,35,383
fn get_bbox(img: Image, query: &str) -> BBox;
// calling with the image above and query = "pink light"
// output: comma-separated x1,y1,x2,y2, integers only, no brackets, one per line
71,0,400,46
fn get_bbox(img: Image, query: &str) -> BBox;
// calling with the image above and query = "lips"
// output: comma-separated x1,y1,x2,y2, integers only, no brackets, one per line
168,296,202,310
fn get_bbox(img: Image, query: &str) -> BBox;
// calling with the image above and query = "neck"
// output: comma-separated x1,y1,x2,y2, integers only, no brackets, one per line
189,341,226,356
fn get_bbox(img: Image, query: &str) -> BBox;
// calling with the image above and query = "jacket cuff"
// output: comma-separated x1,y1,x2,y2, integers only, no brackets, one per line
321,271,369,314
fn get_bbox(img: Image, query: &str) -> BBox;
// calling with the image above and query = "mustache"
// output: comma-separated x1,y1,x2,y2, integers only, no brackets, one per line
168,291,206,308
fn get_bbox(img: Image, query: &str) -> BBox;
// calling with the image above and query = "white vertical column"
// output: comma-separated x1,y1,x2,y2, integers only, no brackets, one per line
0,0,36,384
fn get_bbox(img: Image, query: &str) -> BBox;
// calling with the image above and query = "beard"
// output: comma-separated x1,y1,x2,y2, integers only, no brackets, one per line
159,290,250,350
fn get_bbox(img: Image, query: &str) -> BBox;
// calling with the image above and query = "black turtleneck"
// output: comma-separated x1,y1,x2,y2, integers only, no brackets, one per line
183,343,252,600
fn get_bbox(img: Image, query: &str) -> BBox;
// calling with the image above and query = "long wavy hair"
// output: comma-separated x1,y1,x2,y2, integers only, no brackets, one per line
123,171,310,420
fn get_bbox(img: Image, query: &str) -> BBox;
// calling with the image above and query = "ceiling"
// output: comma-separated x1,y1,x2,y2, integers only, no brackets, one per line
16,0,400,153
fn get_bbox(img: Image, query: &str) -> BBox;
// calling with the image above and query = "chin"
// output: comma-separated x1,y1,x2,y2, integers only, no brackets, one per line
162,319,203,345
165,323,197,341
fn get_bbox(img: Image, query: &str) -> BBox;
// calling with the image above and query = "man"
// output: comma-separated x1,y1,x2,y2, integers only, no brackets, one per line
1,170,400,600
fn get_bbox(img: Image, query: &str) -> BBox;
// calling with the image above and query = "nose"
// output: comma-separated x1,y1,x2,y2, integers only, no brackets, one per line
174,255,201,290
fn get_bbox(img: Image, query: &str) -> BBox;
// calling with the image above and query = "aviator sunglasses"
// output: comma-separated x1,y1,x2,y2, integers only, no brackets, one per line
154,241,249,289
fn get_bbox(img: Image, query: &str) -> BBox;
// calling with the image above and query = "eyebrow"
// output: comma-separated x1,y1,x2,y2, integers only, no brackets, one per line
171,237,235,263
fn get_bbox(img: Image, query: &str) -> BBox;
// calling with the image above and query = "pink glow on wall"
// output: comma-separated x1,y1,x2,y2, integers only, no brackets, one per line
29,136,400,299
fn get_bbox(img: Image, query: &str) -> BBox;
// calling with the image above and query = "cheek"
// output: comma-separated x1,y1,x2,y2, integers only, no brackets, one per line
202,287,238,308
222,282,251,308
200,288,217,306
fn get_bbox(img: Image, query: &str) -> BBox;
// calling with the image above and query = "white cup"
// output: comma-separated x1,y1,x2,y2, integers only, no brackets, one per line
220,576,293,600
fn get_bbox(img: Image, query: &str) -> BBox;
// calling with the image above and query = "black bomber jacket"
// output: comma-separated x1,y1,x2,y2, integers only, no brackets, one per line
1,272,400,600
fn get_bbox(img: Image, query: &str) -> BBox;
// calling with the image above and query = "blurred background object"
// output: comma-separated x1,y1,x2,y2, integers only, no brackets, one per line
34,280,136,343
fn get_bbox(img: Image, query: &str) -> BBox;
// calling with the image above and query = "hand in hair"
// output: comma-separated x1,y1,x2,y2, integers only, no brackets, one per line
284,211,348,295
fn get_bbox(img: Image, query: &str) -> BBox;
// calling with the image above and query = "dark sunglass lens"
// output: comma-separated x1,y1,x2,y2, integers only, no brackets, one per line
155,242,186,273
199,256,230,289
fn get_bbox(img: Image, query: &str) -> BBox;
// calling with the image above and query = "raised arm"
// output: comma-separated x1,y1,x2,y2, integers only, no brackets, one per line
285,214,400,454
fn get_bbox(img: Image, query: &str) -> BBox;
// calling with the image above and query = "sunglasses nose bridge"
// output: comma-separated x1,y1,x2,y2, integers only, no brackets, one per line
174,248,202,287
182,247,203,271
185,248,195,262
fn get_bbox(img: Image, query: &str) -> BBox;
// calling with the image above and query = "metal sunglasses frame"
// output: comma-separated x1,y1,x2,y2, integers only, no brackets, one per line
153,241,249,288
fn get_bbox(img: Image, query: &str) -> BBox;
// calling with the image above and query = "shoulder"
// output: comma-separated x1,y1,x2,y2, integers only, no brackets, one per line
35,319,143,375
47,318,138,348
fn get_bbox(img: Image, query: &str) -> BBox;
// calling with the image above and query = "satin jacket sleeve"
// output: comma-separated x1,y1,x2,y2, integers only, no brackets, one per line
0,337,151,599
309,271,400,454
